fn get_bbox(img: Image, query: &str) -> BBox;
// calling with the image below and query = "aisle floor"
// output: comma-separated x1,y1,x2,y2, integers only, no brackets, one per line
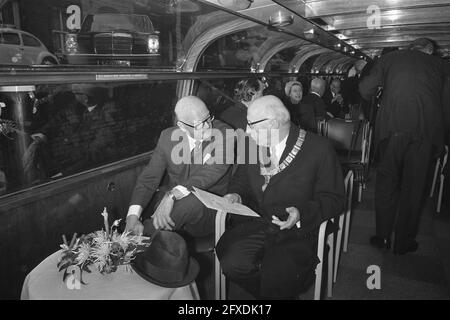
195,170,450,300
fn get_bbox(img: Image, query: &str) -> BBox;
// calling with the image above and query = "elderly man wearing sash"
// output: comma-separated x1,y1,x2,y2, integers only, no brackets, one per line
216,95,345,299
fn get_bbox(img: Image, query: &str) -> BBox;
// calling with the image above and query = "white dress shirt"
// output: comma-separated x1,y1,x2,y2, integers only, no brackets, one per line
270,134,288,165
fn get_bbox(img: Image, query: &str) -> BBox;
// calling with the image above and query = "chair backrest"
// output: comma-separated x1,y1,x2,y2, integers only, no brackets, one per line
441,145,449,174
324,118,364,152
344,170,354,211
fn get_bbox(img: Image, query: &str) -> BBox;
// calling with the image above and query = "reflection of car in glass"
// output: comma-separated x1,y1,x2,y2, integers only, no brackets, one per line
0,27,59,65
61,13,160,66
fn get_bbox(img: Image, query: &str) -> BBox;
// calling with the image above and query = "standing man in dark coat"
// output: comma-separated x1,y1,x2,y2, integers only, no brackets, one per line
125,96,233,238
359,38,450,254
216,95,345,299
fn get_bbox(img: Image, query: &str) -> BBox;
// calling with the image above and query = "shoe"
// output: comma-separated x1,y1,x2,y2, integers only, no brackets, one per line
369,235,391,250
393,240,418,255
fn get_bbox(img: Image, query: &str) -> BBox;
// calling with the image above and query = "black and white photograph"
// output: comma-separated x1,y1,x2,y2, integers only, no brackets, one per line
0,0,449,303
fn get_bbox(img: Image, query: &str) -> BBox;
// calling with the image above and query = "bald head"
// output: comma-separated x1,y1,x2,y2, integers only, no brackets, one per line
330,79,341,94
248,95,290,125
409,37,434,55
310,78,326,97
174,96,209,123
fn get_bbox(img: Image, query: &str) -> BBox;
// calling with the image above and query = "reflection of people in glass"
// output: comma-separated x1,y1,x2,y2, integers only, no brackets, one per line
24,84,117,179
0,85,36,193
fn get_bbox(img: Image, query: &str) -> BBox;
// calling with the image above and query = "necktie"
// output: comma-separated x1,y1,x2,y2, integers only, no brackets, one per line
191,140,202,164
269,146,278,168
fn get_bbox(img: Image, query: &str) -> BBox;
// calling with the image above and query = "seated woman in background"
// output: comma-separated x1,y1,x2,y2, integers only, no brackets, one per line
283,81,317,133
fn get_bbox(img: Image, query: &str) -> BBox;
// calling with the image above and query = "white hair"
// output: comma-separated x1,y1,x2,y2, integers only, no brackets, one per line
249,95,290,124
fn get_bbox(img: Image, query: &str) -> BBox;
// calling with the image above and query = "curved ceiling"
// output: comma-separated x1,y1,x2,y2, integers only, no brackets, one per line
294,0,450,58
186,0,450,74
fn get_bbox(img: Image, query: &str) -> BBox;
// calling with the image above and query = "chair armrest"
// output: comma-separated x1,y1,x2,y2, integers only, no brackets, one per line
215,210,228,246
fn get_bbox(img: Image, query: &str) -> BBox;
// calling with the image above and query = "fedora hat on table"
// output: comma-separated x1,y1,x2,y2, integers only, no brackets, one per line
132,230,199,288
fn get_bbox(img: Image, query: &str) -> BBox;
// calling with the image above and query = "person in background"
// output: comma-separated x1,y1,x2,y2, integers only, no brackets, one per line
342,59,368,119
283,80,316,132
301,78,329,121
359,38,450,254
323,79,348,118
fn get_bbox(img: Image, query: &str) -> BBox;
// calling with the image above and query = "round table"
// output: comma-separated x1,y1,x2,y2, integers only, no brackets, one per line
21,251,199,300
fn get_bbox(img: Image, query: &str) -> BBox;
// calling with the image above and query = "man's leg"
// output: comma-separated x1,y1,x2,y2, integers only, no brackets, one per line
216,219,267,299
143,193,216,237
374,137,402,241
260,236,318,299
394,137,432,253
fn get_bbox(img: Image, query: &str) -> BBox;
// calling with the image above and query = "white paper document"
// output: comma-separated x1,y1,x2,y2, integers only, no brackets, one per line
192,187,260,217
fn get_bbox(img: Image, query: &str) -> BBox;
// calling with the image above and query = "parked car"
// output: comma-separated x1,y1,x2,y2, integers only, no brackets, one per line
61,13,160,66
0,27,59,65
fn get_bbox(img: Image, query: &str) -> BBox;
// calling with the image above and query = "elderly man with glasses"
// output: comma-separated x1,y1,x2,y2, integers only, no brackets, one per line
216,95,345,299
125,95,233,238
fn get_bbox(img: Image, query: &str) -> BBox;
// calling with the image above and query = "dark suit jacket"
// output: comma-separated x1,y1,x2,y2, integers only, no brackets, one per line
359,49,450,148
129,120,233,210
342,76,362,106
323,90,348,118
227,124,345,296
301,93,328,120
283,99,317,133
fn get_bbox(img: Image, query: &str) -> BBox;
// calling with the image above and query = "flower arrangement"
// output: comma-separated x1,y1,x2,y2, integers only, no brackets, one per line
57,207,150,285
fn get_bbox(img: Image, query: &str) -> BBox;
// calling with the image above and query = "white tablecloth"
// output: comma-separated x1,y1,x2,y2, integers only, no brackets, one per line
21,251,197,300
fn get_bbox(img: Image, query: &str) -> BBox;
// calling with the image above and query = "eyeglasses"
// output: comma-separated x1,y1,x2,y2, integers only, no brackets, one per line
179,114,214,130
247,118,270,128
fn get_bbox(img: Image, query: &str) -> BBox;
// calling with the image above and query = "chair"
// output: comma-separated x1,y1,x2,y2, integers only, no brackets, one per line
320,118,371,202
191,228,223,300
213,211,334,300
189,282,201,300
333,170,354,283
429,145,448,213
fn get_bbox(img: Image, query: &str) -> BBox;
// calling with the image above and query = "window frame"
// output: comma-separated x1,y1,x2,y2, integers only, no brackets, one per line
21,33,42,48
1,31,21,46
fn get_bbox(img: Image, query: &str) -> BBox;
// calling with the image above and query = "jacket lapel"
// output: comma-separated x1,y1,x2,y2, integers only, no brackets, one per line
279,124,300,164
262,124,300,192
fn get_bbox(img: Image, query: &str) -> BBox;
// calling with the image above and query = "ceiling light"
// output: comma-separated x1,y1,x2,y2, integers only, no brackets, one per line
269,11,294,27
217,0,253,10
387,9,402,22
304,28,316,40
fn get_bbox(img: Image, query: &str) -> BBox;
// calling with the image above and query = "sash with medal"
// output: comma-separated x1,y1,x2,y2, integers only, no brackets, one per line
260,129,306,192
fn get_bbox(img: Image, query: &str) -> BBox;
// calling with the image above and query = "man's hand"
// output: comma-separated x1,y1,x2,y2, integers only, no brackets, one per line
272,207,300,230
223,193,242,204
125,215,144,235
30,133,47,144
152,194,175,230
